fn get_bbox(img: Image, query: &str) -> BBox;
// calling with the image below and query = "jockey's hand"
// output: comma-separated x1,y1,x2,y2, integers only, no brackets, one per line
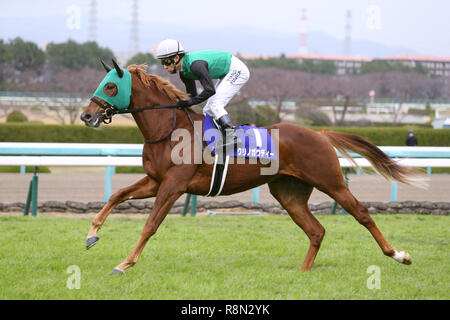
176,100,193,108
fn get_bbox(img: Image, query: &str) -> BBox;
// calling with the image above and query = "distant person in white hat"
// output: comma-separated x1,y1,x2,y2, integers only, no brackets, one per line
156,38,250,149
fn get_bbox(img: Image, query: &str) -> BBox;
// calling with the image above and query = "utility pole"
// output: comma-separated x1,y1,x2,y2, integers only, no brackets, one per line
130,0,140,57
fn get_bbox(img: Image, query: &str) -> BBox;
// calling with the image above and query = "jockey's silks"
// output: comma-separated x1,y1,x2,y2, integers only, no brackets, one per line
181,50,232,80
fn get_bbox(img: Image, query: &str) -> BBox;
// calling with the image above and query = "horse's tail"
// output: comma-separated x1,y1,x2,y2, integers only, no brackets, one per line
323,131,428,188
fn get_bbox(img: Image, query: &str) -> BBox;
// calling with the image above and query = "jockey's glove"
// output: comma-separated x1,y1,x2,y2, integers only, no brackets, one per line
176,99,194,108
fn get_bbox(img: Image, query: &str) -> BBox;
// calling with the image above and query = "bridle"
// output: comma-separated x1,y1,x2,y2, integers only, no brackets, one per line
89,96,199,147
89,57,202,148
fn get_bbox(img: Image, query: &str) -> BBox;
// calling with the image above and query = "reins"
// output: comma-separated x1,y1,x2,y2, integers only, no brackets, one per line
90,97,201,148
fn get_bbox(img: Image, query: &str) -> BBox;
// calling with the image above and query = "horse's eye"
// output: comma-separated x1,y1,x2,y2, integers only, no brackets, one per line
103,82,118,97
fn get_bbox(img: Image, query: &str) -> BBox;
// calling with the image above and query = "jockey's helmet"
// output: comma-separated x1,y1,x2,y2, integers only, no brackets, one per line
156,39,184,59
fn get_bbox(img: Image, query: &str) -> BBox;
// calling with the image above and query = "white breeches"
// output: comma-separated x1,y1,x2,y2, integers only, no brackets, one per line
203,56,250,120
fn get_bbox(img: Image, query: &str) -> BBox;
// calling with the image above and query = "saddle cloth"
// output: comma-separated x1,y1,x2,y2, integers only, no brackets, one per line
203,114,277,160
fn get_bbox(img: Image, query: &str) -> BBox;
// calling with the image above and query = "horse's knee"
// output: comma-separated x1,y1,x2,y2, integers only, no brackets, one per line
309,227,325,247
356,214,373,227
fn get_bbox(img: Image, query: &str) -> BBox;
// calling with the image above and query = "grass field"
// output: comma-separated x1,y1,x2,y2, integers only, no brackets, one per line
0,214,448,300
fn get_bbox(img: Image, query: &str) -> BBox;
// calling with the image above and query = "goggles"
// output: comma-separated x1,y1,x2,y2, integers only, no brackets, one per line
161,57,175,66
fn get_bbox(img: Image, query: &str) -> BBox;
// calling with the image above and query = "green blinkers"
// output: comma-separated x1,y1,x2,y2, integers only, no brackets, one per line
93,68,132,110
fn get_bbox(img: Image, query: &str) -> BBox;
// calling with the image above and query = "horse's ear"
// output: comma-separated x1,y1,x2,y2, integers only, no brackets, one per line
112,59,124,78
100,59,112,73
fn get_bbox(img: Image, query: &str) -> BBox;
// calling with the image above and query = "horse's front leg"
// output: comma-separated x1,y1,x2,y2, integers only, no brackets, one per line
110,175,188,275
86,175,159,249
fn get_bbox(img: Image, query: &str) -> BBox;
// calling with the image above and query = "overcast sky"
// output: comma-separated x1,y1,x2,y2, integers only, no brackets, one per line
1,0,450,56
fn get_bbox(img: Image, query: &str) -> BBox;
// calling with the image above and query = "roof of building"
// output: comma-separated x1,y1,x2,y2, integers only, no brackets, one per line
238,53,450,63
237,54,274,60
286,54,373,62
240,53,372,62
377,55,450,62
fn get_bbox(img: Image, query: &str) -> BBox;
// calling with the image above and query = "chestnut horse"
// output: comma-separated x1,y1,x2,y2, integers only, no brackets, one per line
81,62,423,275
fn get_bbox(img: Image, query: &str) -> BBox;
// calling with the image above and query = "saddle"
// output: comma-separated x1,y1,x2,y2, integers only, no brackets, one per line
203,115,277,197
203,115,277,160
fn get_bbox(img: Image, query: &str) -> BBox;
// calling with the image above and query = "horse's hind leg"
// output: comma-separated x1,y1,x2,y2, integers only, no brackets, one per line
86,175,159,249
268,176,325,271
328,185,411,265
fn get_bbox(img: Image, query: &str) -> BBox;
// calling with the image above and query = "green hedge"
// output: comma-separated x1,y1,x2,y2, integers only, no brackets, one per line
311,126,450,146
0,165,51,173
0,123,449,146
0,123,143,143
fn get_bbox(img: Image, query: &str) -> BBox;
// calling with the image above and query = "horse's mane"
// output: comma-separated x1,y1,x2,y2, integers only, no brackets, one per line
127,64,189,101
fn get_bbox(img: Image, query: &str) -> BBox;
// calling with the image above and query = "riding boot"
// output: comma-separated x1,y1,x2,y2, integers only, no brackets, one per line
215,114,242,150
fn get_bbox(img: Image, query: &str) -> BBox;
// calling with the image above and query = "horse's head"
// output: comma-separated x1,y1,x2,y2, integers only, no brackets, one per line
80,59,132,127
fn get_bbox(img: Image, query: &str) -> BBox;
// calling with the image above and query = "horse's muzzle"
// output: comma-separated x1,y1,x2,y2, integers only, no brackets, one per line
80,111,102,127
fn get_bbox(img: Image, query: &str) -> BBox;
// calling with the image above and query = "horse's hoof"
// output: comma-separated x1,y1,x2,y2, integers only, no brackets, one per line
110,268,125,275
403,252,412,265
86,236,99,250
393,250,412,265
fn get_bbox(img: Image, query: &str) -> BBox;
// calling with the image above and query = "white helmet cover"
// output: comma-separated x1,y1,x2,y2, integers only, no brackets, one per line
156,39,185,59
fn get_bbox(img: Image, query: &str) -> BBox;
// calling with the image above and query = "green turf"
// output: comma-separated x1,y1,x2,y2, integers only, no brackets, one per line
0,214,448,300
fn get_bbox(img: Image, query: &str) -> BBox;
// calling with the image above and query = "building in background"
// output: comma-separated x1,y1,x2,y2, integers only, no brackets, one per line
242,53,450,77
287,54,372,75
375,55,450,77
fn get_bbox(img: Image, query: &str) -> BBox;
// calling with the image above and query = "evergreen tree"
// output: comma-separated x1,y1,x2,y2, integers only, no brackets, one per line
126,52,158,66
46,40,115,70
8,37,45,71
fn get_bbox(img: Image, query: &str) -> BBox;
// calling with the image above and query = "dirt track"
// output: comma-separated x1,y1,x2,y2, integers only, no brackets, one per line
1,171,449,206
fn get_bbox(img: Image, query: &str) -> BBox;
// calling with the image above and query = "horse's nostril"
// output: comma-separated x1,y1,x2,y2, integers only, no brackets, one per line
80,112,92,122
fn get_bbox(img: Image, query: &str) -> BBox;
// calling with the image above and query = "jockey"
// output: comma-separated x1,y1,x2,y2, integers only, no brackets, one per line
156,38,250,150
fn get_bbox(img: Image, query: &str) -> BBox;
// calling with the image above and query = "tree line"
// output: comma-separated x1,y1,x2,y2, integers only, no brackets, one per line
1,38,449,127
0,38,114,71
241,54,337,74
0,37,159,72
1,37,448,102
0,38,159,92
241,67,450,124
0,37,434,76
240,54,430,75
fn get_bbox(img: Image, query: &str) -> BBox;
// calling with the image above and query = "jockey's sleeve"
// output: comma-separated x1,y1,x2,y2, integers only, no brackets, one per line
179,73,197,97
186,60,216,105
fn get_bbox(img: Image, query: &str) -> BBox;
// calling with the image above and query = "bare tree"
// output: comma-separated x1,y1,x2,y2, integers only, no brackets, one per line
43,67,104,124
243,67,308,122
